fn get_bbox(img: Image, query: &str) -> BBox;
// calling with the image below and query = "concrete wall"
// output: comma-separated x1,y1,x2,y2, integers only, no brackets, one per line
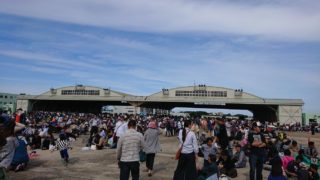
278,105,302,124
150,86,259,99
16,99,31,112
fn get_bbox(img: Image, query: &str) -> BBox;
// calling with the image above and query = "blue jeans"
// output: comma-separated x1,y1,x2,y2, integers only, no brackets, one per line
60,149,69,160
249,154,264,180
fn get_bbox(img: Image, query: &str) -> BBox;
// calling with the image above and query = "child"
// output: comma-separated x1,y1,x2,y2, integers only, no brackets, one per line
200,137,217,167
51,133,72,165
197,154,219,180
232,144,247,168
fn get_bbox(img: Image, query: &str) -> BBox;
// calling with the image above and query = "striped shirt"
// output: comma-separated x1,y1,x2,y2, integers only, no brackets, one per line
116,129,145,162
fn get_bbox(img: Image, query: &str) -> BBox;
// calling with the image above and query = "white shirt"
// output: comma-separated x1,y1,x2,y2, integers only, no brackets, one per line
244,129,249,139
116,122,128,138
178,128,199,154
90,118,100,127
115,121,123,131
226,122,231,137
99,130,106,138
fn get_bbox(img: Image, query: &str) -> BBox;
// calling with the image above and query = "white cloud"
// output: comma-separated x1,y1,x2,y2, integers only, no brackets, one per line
0,0,319,41
0,49,110,71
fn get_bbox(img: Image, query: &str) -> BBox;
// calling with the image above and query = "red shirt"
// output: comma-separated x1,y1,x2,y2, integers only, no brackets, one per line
15,114,21,123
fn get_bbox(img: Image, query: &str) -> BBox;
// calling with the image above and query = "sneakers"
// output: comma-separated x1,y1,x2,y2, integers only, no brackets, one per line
148,170,152,177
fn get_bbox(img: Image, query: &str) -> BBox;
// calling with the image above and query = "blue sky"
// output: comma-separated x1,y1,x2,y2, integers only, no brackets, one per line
0,0,319,114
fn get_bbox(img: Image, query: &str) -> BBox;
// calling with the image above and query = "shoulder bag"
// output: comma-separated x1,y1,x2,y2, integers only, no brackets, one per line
175,131,189,160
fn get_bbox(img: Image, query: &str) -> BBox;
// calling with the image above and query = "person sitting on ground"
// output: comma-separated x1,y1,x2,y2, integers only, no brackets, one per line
308,164,319,180
268,155,286,180
197,154,219,180
232,144,247,168
285,155,303,178
200,137,217,167
217,150,237,178
289,140,299,156
96,128,106,150
30,131,41,150
304,141,318,158
281,149,294,170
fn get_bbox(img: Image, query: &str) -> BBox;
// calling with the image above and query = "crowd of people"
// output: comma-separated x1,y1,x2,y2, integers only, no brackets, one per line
0,108,319,180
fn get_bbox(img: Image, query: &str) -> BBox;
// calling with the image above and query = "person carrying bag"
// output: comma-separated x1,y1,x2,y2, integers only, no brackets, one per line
175,131,190,160
173,120,199,180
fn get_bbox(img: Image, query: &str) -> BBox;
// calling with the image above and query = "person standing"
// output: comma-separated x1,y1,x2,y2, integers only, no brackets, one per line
214,118,229,151
88,115,100,146
113,117,127,148
117,120,145,180
143,121,161,177
52,133,72,166
173,120,199,180
248,122,266,180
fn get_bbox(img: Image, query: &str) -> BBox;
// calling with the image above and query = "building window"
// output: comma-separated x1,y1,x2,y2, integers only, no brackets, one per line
175,90,227,97
10,96,13,99
61,89,100,96
0,95,3,98
4,96,7,99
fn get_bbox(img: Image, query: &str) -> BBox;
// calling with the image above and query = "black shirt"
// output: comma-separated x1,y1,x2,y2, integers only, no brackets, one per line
216,124,229,149
270,155,284,177
286,160,297,177
248,131,266,156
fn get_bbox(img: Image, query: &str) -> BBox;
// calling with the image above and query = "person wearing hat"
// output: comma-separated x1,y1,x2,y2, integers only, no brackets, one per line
248,121,267,180
143,121,161,176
